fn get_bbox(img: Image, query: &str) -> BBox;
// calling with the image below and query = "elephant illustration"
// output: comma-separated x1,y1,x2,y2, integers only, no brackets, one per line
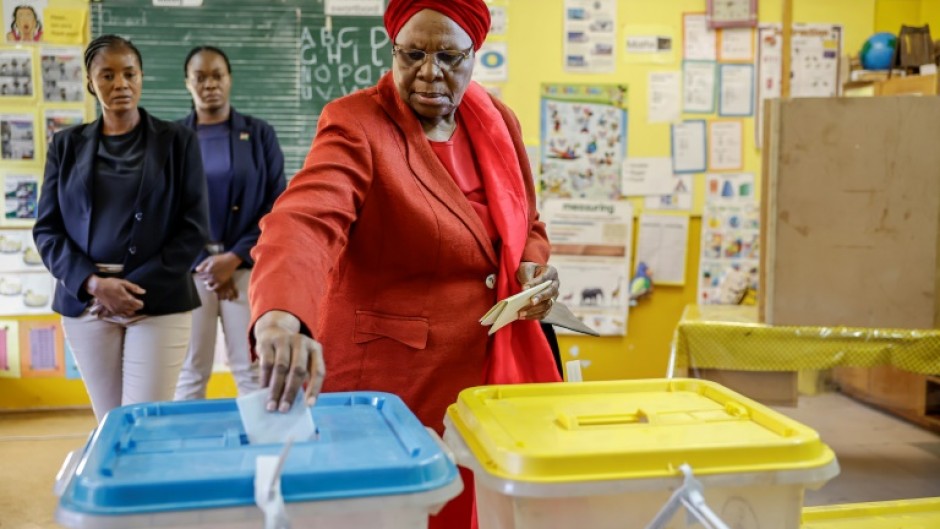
581,287,604,305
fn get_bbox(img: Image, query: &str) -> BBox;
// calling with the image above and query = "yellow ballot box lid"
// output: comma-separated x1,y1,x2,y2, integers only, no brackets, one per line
445,378,837,484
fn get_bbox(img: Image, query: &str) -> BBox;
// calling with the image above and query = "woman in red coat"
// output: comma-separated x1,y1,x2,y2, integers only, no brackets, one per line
249,1,561,527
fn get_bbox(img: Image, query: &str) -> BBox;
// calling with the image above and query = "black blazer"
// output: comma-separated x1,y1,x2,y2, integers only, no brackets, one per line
34,108,209,317
179,108,285,268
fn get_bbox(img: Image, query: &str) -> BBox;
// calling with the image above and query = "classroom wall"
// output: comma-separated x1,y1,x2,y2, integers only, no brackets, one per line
0,0,922,408
498,0,877,381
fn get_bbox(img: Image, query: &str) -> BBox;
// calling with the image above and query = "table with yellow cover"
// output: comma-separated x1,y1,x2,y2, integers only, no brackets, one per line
670,305,940,376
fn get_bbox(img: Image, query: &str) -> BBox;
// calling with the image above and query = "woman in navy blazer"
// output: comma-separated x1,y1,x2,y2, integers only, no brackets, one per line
174,46,286,400
33,35,209,422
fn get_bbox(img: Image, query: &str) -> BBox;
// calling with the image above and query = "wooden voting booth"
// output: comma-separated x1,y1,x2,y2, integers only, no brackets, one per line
92,0,392,175
760,93,940,429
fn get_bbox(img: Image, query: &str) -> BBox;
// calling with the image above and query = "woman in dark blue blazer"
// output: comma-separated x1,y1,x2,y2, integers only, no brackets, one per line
174,46,285,400
33,35,209,422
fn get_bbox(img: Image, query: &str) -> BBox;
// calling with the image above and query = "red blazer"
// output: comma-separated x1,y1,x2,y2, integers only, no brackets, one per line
250,73,549,432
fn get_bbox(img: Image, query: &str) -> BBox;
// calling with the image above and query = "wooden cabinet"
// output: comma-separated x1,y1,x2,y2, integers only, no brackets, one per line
834,367,940,433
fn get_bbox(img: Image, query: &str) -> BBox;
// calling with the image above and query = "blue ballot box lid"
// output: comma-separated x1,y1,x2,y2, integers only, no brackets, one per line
58,392,458,516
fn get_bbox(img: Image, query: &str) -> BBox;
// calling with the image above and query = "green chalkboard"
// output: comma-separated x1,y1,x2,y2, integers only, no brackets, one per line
91,0,391,175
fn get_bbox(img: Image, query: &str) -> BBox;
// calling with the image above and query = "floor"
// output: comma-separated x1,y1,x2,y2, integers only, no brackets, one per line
1,393,938,529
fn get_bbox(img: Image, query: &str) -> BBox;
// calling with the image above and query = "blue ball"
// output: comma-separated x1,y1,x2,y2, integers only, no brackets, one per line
861,32,897,70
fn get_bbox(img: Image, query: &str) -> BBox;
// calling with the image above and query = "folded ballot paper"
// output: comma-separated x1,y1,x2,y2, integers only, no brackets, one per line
480,281,600,336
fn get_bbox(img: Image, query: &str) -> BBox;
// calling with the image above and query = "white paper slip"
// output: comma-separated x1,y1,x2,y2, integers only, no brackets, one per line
237,389,315,445
480,280,553,335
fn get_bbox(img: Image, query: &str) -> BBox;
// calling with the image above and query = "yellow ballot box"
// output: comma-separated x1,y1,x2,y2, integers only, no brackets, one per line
444,379,839,529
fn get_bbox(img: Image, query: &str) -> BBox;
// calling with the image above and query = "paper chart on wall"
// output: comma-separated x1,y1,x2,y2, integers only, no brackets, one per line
718,27,754,62
40,46,84,102
43,107,82,144
683,13,717,61
647,71,680,124
540,83,628,200
0,270,53,316
19,316,65,377
563,0,617,73
623,25,676,64
636,213,689,285
718,63,753,117
542,199,632,336
698,202,760,304
671,120,706,174
488,4,508,36
0,114,36,161
756,23,842,147
0,49,33,97
473,41,508,83
621,157,675,196
704,172,755,204
0,229,43,273
2,172,39,226
708,120,743,171
682,61,716,114
645,174,693,211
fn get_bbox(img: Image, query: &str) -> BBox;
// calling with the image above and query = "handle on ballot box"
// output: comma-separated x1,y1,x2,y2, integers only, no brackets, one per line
54,449,82,497
644,464,731,529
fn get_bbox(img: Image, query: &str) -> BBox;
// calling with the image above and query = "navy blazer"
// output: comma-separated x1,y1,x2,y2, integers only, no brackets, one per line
34,108,210,317
180,108,285,268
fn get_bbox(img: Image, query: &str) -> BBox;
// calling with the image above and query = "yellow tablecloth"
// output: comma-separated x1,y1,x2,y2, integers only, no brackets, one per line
672,305,940,375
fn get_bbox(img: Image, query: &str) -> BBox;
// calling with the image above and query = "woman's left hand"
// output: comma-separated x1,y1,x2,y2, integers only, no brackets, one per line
516,262,560,321
196,252,242,289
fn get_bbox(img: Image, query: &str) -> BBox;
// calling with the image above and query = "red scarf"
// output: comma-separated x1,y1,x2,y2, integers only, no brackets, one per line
458,82,561,385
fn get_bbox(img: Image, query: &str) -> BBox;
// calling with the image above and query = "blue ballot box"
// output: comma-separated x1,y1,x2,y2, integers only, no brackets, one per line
55,392,462,529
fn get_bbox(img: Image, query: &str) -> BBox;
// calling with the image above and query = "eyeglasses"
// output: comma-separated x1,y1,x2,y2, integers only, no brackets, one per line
392,45,473,70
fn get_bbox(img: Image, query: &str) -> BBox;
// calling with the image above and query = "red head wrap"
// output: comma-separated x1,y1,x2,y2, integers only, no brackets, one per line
384,0,491,51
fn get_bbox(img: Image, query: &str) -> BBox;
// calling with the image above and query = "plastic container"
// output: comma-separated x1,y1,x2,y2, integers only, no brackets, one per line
802,497,940,528
444,378,839,529
56,392,462,529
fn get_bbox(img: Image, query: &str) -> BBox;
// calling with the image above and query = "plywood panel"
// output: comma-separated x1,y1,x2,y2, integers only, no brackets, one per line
762,97,940,328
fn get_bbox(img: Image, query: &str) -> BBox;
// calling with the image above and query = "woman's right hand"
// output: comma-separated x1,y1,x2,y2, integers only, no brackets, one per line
253,310,326,413
84,275,145,316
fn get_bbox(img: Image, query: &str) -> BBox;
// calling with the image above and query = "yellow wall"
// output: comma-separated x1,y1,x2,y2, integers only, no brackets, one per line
921,0,940,28
500,0,876,381
876,0,923,32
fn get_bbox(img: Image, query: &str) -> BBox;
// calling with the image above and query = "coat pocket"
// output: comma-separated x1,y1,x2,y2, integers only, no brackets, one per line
353,310,429,350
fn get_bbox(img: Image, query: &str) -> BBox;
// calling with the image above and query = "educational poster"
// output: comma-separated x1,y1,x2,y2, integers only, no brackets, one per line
708,120,743,171
563,0,616,73
718,64,754,117
40,46,83,102
3,172,39,224
636,213,690,285
683,13,717,61
3,0,47,43
704,172,755,204
540,83,628,200
0,114,35,160
0,229,43,272
0,270,53,315
0,49,33,96
756,24,843,146
671,120,706,173
0,319,20,378
623,25,675,64
645,174,693,211
621,157,674,196
718,27,754,62
543,199,632,336
647,70,680,124
323,0,383,16
44,107,82,144
473,41,508,83
682,61,716,114
18,316,64,377
488,3,508,36
698,202,760,304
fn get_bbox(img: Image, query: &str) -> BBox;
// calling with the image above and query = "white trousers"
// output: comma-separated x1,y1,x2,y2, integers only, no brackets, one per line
63,311,192,422
175,269,257,400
